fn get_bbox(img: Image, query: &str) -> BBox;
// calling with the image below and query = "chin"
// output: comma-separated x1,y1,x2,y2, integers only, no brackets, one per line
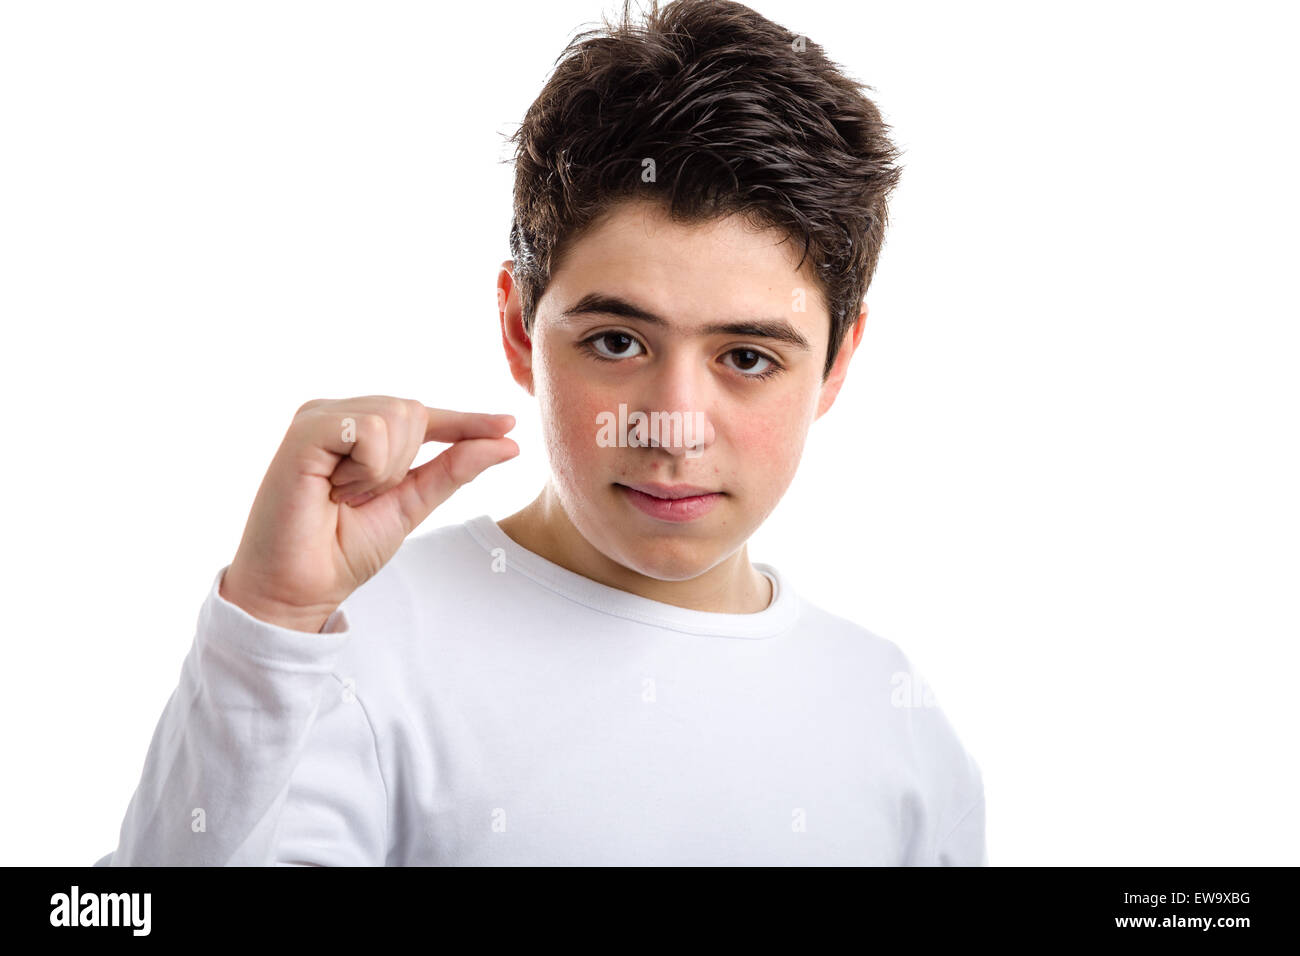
604,532,717,581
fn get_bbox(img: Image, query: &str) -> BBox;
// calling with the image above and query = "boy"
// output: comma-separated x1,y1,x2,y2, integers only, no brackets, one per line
100,0,986,866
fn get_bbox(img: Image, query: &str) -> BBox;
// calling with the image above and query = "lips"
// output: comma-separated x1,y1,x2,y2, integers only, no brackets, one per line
615,482,724,523
618,482,721,500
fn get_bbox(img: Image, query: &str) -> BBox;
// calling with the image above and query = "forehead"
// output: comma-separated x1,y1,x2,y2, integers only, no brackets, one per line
543,198,828,340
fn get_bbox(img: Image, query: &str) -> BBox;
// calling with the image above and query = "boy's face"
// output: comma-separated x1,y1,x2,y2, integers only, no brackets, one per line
500,197,864,583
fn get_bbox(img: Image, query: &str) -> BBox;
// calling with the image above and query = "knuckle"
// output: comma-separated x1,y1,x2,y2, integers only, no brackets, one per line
381,397,409,424
347,414,389,470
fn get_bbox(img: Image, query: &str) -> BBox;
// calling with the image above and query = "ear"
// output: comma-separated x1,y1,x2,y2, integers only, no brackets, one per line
814,302,867,420
498,260,535,397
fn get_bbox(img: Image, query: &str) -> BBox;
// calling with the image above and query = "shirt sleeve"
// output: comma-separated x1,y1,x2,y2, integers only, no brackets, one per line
935,790,988,866
101,566,389,866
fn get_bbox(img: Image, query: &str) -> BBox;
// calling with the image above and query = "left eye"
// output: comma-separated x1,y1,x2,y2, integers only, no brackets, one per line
587,332,645,358
723,348,775,376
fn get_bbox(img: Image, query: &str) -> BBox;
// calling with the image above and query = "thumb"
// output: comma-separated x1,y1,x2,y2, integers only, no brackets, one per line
393,436,520,531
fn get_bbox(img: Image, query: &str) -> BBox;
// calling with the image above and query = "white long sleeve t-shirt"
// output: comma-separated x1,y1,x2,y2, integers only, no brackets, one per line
100,514,987,866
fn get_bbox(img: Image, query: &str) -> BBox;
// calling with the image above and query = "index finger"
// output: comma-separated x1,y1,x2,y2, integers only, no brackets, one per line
422,407,516,444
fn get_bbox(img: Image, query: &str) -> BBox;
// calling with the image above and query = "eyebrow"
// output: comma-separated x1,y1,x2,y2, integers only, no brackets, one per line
557,292,813,351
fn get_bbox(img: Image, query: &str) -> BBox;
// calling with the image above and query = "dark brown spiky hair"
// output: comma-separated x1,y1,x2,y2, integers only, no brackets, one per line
505,0,903,380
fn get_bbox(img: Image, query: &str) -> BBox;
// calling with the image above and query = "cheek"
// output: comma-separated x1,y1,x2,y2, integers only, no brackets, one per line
535,360,609,481
733,396,812,488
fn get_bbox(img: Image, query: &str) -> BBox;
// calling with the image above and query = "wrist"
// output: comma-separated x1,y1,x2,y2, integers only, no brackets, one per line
218,568,338,634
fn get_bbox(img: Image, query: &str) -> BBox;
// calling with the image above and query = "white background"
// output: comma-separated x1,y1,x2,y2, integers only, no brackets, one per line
2,0,1296,866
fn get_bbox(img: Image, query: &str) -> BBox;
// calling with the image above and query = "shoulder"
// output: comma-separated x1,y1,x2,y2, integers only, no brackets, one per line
789,596,919,678
795,596,985,836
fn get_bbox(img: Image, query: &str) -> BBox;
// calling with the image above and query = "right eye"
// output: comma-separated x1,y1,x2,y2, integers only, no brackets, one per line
580,331,646,361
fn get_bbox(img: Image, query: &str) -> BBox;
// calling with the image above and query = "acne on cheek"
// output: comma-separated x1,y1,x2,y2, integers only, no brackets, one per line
737,398,811,488
544,389,612,470
739,420,799,473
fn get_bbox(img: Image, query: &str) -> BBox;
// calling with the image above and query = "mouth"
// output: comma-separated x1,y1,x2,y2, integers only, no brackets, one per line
618,482,721,500
614,482,724,523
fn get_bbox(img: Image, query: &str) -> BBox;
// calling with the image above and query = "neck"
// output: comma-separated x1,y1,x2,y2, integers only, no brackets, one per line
496,483,773,614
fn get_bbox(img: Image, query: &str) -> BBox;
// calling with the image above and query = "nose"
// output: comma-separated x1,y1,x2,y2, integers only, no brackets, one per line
629,352,717,458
